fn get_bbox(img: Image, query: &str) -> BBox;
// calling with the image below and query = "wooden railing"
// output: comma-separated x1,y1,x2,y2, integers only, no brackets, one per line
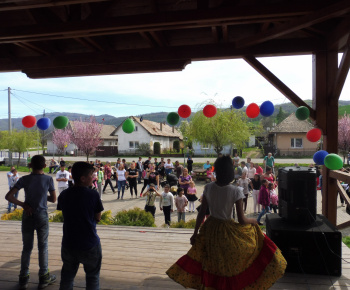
329,170,350,229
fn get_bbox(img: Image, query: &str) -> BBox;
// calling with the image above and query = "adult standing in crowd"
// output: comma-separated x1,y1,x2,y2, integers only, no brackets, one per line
143,156,152,171
103,161,115,194
116,163,127,200
49,159,59,174
261,166,276,188
147,163,160,190
127,162,138,198
179,168,192,196
137,157,143,184
187,156,193,174
264,152,275,173
203,161,211,170
164,159,174,175
246,157,252,169
157,162,165,180
56,162,70,195
140,163,150,197
233,152,240,167
174,161,184,179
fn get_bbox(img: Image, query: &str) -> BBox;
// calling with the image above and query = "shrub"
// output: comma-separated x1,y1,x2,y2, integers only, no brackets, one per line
1,208,23,220
49,210,64,222
137,143,152,156
113,207,156,227
173,140,180,153
98,210,114,225
169,219,196,228
154,142,161,155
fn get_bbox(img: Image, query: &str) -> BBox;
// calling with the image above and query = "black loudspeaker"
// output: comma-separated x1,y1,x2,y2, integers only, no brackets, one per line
278,166,317,224
266,213,342,276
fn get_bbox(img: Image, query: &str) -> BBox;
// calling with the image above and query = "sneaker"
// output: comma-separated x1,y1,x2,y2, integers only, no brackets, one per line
19,274,30,290
38,272,56,289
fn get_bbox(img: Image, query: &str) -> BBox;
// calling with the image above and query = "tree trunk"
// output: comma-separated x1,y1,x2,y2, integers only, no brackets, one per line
17,153,21,169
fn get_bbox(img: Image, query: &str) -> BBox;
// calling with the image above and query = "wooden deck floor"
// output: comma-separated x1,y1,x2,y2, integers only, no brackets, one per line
1,221,350,289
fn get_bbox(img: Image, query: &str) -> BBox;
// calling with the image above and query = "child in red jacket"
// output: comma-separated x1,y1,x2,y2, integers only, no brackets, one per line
257,179,270,225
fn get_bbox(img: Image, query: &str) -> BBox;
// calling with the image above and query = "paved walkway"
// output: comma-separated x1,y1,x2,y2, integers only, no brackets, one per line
1,171,350,236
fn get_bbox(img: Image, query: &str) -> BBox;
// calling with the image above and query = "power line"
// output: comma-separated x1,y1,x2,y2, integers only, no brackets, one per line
13,89,180,109
11,92,40,114
11,91,56,113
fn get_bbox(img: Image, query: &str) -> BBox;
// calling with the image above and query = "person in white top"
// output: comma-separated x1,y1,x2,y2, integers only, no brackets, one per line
166,155,287,290
240,161,248,176
159,184,174,226
7,167,20,212
116,163,127,200
164,159,174,175
56,162,70,194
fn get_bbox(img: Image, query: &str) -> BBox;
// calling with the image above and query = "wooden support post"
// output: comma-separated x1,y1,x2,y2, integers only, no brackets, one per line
312,51,339,225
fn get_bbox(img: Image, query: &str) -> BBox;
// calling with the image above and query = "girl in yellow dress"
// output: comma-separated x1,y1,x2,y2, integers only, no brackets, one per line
166,155,287,289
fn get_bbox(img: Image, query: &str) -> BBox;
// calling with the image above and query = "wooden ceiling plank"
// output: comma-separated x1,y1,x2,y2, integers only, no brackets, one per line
236,0,350,48
14,42,50,56
243,55,316,120
149,31,166,47
221,25,228,42
211,26,218,43
83,37,104,51
139,32,156,47
0,3,323,43
22,59,192,78
0,0,109,12
332,36,350,100
327,16,350,51
0,38,324,73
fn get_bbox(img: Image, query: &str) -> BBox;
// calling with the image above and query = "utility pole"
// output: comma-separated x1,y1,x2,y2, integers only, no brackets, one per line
8,87,13,166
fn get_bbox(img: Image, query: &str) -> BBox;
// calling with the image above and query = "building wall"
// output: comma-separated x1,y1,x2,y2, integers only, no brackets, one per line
192,142,231,156
46,140,76,155
274,133,318,156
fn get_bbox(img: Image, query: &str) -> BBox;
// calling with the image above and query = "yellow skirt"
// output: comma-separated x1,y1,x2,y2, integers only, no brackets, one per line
166,217,287,290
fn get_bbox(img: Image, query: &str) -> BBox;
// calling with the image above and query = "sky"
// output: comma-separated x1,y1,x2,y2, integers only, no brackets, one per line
0,54,349,120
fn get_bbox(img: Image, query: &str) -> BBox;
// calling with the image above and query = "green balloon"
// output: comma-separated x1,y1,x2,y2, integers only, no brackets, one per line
53,116,69,129
122,118,135,134
167,112,180,126
324,153,343,170
295,106,310,120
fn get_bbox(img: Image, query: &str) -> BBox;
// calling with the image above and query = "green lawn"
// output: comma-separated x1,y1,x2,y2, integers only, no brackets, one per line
339,105,350,117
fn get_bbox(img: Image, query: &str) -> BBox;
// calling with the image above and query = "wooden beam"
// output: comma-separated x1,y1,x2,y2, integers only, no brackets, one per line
14,42,51,56
211,26,219,43
0,3,325,43
327,16,350,51
23,59,192,79
0,38,325,72
243,55,316,119
330,170,350,184
236,0,350,48
221,25,228,42
332,35,350,100
337,180,350,205
0,0,109,12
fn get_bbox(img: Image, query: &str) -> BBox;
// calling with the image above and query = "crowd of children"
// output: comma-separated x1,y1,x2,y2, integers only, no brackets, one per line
5,153,316,290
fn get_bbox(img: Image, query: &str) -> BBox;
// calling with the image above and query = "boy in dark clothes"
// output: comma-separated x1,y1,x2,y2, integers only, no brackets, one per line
57,162,104,290
5,155,57,290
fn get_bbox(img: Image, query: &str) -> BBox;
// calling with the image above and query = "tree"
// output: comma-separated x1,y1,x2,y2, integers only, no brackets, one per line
52,128,72,156
276,107,288,124
153,142,161,154
338,114,350,162
1,130,40,167
189,103,251,155
70,116,103,161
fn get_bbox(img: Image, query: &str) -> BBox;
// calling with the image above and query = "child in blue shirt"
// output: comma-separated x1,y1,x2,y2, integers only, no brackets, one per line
57,162,104,290
5,155,57,289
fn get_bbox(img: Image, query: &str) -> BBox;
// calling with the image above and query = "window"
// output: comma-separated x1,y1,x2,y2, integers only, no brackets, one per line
201,144,210,149
135,141,139,148
134,126,138,132
291,138,303,148
109,141,112,146
129,141,134,148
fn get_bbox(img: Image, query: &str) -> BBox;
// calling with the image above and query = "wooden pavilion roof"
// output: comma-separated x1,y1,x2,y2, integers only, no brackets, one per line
1,0,350,79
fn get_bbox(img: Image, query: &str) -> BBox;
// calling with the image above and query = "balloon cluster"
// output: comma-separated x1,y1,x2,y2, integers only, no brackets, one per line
313,150,343,170
22,115,69,130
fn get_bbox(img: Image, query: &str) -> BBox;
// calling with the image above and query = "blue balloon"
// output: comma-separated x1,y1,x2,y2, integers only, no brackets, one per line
37,117,51,130
260,101,275,117
313,150,329,165
232,96,245,109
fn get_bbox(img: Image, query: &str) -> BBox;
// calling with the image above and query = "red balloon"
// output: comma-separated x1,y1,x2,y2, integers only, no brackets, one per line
246,103,260,118
306,128,322,142
22,115,37,128
203,104,217,118
178,104,191,118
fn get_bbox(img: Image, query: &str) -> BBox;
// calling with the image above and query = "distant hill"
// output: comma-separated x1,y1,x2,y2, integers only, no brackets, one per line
0,100,349,131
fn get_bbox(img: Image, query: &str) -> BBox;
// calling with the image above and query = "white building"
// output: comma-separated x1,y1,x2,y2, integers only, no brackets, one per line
112,116,183,154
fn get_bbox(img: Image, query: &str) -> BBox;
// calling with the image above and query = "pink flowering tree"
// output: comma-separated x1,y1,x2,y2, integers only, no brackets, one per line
71,116,103,161
338,114,350,162
52,128,72,156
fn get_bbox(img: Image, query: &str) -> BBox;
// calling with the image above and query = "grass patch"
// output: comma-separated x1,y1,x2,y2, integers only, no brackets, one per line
343,236,350,248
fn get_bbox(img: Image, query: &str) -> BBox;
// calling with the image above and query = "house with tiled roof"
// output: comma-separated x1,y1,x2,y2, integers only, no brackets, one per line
269,113,318,156
47,121,118,156
111,116,183,154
